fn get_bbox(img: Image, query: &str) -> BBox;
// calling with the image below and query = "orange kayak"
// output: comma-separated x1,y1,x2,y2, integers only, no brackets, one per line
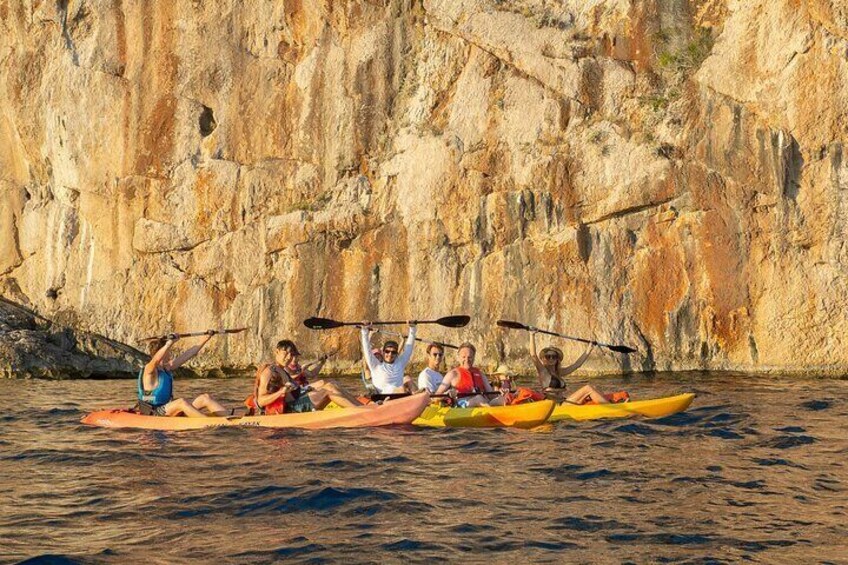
81,392,430,431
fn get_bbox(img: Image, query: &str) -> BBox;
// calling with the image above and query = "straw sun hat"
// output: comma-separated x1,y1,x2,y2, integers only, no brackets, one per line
539,346,563,362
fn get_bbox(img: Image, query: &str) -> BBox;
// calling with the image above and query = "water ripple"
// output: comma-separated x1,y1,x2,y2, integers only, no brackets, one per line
1,374,847,563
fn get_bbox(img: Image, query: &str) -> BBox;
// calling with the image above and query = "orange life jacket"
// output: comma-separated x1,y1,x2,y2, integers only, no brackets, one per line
506,387,547,405
581,390,630,405
455,367,487,394
244,363,286,415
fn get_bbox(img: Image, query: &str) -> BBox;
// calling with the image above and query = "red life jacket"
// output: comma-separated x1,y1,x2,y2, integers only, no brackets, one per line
244,363,286,415
455,367,487,394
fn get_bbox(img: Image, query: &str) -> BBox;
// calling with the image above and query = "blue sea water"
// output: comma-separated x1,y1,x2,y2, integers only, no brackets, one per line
1,373,846,564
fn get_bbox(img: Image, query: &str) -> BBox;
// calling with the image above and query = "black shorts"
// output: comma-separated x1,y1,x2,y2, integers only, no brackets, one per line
138,401,168,416
286,394,314,413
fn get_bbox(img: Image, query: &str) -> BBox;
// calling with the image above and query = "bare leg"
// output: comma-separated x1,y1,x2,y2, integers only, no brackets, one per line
308,389,331,410
566,384,608,405
464,394,490,407
488,395,507,406
313,380,362,407
164,398,206,418
192,393,229,416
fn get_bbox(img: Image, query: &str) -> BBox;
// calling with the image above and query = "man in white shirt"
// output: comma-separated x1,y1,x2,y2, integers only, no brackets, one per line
417,343,445,393
360,321,417,393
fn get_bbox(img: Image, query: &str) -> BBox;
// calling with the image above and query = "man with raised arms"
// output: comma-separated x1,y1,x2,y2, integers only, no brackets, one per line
360,321,417,394
434,342,506,407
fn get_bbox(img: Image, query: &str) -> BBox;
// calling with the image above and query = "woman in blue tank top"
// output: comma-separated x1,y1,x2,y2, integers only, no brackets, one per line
139,331,228,417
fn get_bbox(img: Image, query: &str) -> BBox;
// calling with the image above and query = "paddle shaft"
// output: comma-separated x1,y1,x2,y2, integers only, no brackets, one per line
375,389,597,406
342,319,455,327
365,327,459,350
139,328,249,342
304,315,470,330
497,320,636,353
371,390,506,401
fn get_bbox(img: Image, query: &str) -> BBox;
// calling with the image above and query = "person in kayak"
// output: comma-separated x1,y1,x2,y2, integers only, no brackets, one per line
529,329,608,404
139,332,228,417
251,339,314,414
434,343,506,407
417,343,445,393
287,349,363,408
360,321,417,394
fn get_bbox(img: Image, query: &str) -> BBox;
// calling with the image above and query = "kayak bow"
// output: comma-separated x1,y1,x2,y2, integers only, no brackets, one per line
549,393,695,422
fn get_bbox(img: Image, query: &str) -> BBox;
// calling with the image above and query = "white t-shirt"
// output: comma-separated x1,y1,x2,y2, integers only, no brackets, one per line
361,326,416,393
417,367,443,393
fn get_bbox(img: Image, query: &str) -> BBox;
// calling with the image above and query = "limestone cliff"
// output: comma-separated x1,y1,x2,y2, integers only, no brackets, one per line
2,0,847,375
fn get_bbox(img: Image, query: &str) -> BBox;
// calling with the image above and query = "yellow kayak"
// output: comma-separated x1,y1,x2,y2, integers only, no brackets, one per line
413,399,555,429
549,393,695,422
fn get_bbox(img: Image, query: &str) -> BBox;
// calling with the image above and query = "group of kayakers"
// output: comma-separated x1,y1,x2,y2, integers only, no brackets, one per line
137,322,615,418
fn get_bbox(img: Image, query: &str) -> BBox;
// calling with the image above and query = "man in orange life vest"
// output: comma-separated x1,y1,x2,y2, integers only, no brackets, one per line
433,342,506,408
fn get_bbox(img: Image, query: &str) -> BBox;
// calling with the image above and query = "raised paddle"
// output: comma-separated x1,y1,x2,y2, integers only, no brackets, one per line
496,320,637,354
303,315,470,330
139,328,250,342
367,327,459,350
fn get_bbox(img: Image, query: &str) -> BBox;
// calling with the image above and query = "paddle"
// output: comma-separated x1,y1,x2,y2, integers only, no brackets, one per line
371,390,505,401
368,327,459,350
139,328,250,342
303,315,470,330
302,347,339,370
496,320,637,354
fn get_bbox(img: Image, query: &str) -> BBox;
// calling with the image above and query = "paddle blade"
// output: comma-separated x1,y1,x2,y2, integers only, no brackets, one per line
607,345,638,354
303,317,345,330
496,320,527,330
435,315,471,328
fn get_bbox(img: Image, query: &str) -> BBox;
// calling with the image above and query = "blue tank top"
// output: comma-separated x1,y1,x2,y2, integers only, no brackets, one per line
138,368,174,407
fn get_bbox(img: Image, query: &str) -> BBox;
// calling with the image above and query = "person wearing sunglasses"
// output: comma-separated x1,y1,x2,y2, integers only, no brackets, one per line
529,328,608,404
434,342,505,407
417,343,445,393
360,321,417,394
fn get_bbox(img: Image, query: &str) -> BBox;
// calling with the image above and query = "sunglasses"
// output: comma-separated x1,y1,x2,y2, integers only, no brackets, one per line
383,349,398,355
430,352,444,357
544,354,559,360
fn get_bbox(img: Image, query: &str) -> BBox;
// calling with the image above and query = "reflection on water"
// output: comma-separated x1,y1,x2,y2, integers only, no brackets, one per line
1,373,846,563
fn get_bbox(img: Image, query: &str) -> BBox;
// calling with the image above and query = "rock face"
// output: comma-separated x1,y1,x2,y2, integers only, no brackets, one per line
0,297,146,379
2,0,848,375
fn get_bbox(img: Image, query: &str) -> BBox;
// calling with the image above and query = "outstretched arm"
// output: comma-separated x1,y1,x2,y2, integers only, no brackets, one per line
396,323,417,369
529,330,547,388
145,338,177,374
303,355,328,379
360,326,379,371
143,337,178,389
170,331,215,369
559,344,595,378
